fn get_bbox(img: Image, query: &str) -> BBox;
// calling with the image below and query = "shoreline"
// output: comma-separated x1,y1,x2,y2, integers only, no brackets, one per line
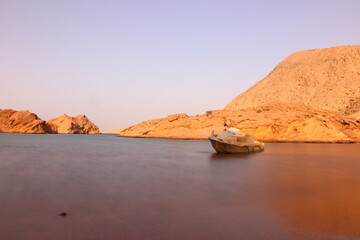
117,135,358,144
1,132,357,143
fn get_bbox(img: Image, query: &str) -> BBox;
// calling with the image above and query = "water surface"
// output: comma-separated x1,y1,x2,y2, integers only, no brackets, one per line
0,134,360,240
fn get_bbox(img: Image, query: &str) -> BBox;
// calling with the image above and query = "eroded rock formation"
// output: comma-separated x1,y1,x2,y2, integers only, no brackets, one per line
0,109,50,133
225,45,360,114
119,103,360,142
119,45,360,142
0,109,100,134
47,114,100,134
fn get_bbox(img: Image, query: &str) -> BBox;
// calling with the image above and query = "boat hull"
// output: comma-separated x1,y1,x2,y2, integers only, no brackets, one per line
209,135,264,154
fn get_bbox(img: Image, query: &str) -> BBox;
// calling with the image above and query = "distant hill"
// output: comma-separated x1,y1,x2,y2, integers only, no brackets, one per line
0,109,100,134
101,128,125,134
47,114,100,134
225,45,360,114
0,109,49,133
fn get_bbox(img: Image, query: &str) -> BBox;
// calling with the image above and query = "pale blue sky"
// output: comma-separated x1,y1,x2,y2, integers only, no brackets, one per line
1,0,359,130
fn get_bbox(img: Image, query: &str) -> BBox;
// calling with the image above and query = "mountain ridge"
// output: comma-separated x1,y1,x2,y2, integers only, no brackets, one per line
225,45,360,114
0,109,100,134
119,45,360,142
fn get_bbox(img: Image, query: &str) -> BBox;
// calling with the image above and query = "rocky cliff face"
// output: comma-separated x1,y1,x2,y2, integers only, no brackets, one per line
0,109,50,133
119,103,360,142
225,45,360,114
0,109,100,134
119,46,360,142
47,114,100,134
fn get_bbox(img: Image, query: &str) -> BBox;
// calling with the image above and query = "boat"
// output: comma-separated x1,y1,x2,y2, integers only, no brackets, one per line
209,128,264,153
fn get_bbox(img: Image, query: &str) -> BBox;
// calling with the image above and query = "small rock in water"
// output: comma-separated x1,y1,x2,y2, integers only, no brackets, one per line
59,212,68,217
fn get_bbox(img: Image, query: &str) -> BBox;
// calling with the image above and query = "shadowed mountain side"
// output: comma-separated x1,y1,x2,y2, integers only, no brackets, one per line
119,103,360,142
0,109,100,134
225,45,360,114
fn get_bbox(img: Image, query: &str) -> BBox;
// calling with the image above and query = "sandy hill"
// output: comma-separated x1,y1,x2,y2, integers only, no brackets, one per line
0,109,100,134
225,45,360,114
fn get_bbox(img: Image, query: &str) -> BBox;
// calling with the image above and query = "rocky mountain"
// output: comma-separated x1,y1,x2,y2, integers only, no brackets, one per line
0,109,50,133
0,109,100,134
119,103,360,142
225,45,360,114
119,45,360,142
46,114,100,134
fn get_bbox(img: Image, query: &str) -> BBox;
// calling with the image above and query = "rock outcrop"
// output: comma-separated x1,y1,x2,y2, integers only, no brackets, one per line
46,114,100,134
0,109,50,133
119,103,360,142
119,45,360,142
0,109,100,134
120,113,224,139
225,45,360,114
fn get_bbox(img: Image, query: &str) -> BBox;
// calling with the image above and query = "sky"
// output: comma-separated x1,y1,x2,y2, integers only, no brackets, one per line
1,0,360,130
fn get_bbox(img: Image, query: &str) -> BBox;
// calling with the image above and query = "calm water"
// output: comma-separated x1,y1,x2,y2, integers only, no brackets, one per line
0,134,360,240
